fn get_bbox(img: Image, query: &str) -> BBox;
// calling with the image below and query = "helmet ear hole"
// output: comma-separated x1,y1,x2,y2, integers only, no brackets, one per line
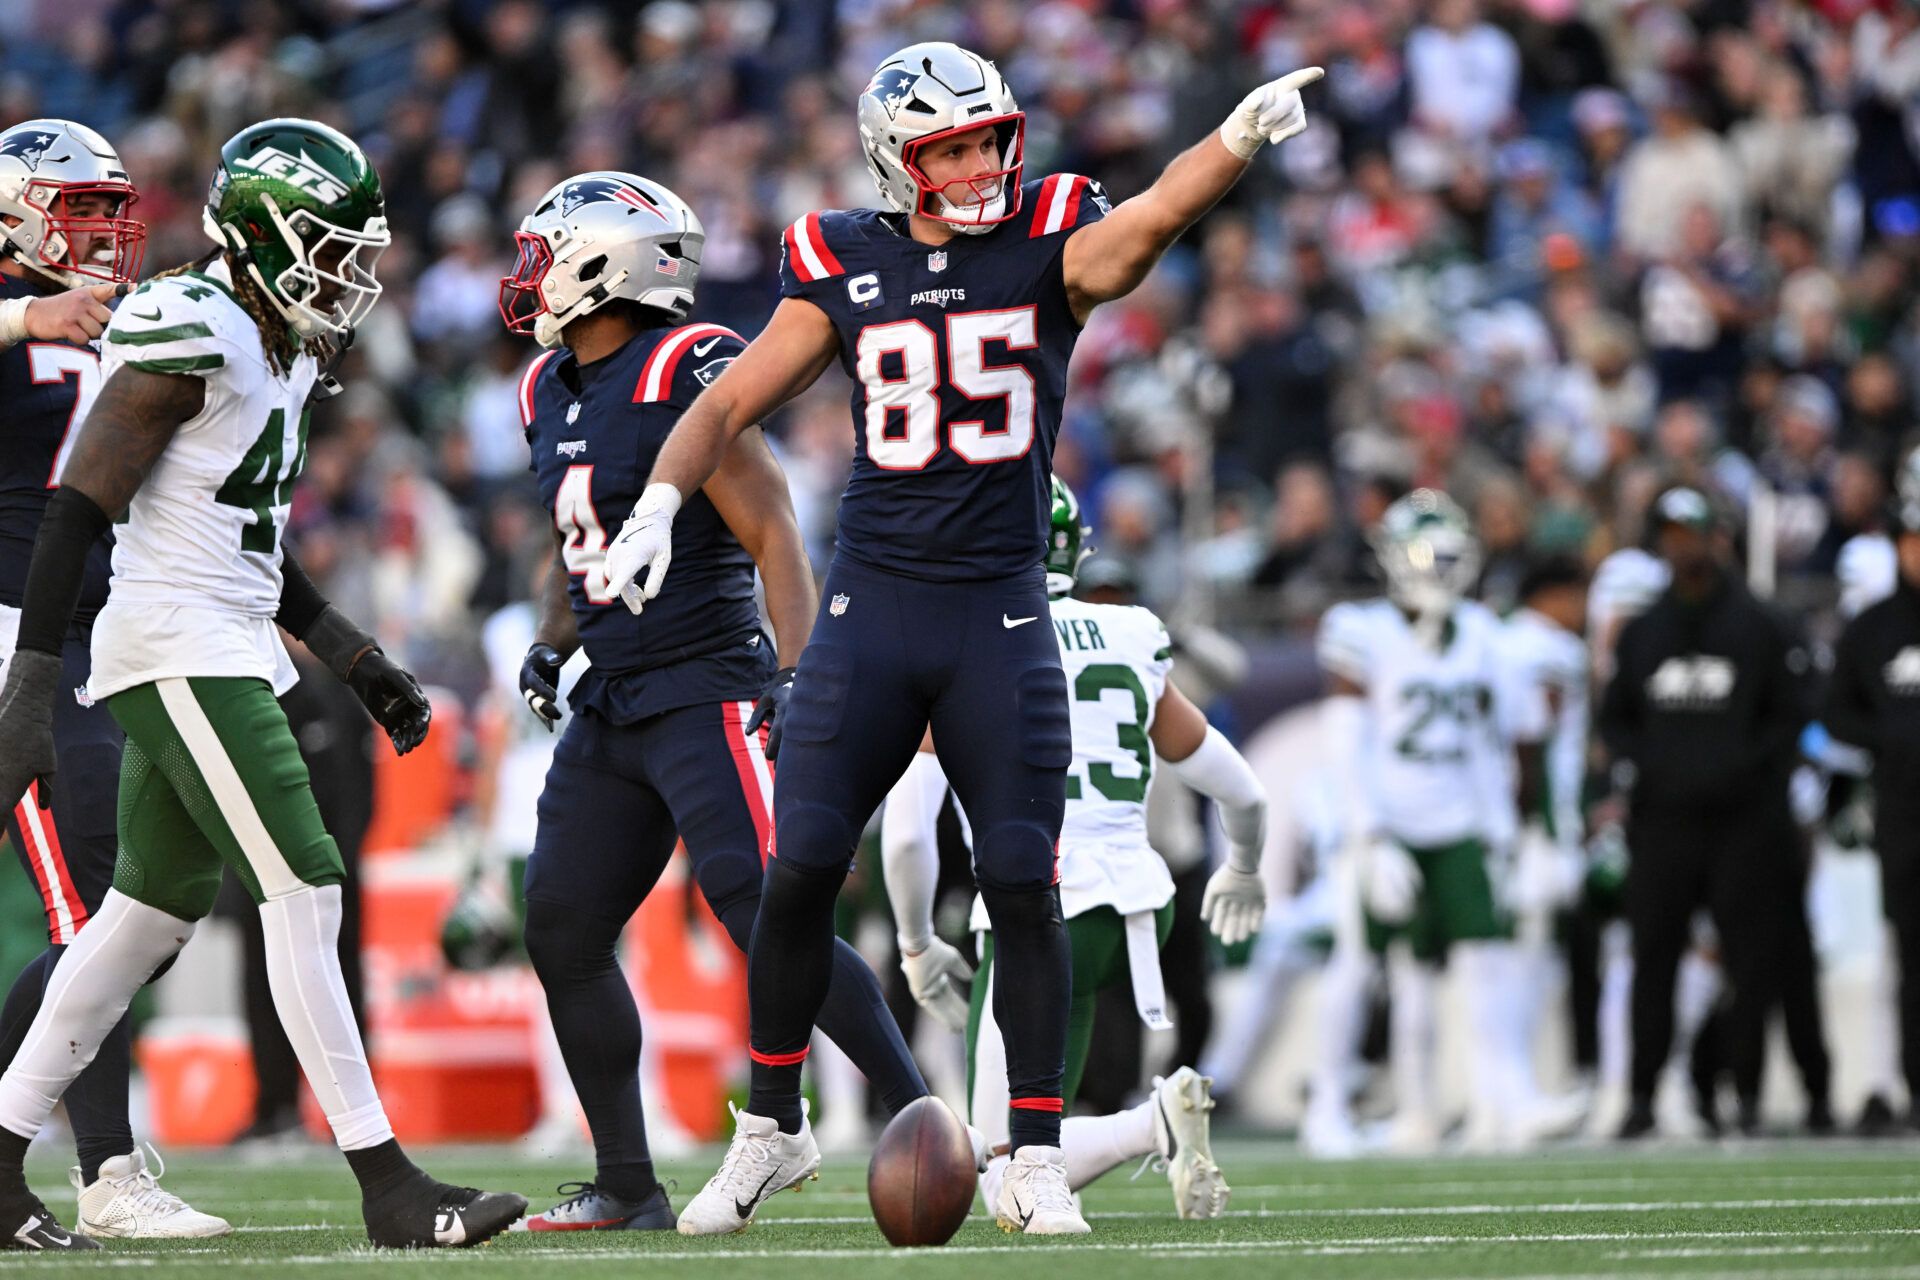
575,254,606,282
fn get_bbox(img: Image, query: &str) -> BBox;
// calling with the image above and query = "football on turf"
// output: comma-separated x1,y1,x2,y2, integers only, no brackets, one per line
867,1095,977,1247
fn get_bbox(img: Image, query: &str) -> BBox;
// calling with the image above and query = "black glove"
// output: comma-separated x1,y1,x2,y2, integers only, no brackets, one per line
744,665,797,762
520,643,564,732
304,606,432,756
346,648,432,756
0,649,60,810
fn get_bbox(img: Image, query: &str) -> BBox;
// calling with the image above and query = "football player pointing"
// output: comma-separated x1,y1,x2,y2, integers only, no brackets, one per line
500,172,931,1231
0,119,524,1251
602,43,1320,1236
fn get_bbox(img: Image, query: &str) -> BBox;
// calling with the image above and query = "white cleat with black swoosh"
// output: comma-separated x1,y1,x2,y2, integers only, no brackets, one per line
1151,1067,1230,1219
994,1145,1089,1235
676,1103,820,1236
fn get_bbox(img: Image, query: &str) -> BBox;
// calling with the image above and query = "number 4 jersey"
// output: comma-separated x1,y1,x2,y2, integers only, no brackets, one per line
779,175,1108,582
89,259,317,700
522,322,773,723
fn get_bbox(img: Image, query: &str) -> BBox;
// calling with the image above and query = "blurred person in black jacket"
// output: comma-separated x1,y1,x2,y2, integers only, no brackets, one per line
1600,486,1818,1138
1826,489,1920,1132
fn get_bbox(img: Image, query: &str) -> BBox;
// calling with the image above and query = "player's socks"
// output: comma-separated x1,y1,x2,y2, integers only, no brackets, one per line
0,1125,28,1183
976,881,1071,1151
1060,1103,1155,1189
258,886,395,1151
714,897,928,1117
745,858,848,1134
343,1139,423,1199
0,893,190,1150
523,902,656,1193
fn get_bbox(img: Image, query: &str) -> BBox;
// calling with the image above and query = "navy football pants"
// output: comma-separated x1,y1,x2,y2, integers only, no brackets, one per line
0,631,133,1183
750,557,1072,1148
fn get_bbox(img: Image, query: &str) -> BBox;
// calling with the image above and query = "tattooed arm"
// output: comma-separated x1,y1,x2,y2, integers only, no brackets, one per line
12,366,203,657
60,366,204,518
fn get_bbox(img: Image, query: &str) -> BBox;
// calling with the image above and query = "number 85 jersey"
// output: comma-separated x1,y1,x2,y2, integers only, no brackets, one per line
780,174,1108,582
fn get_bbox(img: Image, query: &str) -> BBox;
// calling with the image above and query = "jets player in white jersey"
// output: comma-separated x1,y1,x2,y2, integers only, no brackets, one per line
0,119,525,1251
1315,489,1549,1152
881,478,1267,1227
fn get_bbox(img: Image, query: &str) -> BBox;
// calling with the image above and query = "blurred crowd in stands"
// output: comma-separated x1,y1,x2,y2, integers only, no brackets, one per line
4,0,1915,686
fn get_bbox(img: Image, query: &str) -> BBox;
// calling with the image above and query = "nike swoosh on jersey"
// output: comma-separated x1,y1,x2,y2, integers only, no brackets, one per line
693,336,723,357
1003,615,1037,629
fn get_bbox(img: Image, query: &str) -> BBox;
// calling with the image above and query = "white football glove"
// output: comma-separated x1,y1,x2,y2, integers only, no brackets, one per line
1361,837,1422,925
1219,66,1325,160
1505,824,1583,916
1201,864,1266,947
603,482,682,615
900,937,973,1034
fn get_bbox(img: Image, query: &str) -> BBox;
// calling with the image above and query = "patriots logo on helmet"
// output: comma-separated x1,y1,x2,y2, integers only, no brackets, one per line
554,177,666,221
0,131,58,171
867,68,922,121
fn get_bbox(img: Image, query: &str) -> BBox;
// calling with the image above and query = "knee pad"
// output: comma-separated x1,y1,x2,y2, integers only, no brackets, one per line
972,822,1062,895
523,898,621,985
976,878,1064,933
771,801,860,876
710,892,760,954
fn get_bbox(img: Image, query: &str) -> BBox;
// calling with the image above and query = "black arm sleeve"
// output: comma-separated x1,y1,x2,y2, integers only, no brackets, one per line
1824,619,1878,753
17,487,111,656
276,549,331,640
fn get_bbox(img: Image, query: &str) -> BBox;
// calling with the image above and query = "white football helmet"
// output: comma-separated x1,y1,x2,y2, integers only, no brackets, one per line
1373,489,1482,618
857,42,1024,234
0,119,143,287
499,171,703,348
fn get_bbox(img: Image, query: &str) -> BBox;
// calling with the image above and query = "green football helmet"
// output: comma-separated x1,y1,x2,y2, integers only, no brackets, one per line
1373,488,1481,617
1045,475,1091,598
202,118,389,339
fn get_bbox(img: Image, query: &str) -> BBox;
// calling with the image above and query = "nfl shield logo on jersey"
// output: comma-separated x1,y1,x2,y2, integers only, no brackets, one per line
830,593,850,617
566,402,580,424
928,251,947,273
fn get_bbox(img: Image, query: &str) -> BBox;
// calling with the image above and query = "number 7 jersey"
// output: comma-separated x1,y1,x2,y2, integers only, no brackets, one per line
88,259,317,699
779,175,1108,582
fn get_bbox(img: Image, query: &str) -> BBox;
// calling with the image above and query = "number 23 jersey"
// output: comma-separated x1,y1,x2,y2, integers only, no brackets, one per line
780,175,1108,582
1318,598,1544,848
90,259,317,699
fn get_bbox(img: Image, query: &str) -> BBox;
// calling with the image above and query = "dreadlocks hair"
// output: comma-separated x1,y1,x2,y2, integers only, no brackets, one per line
149,249,314,377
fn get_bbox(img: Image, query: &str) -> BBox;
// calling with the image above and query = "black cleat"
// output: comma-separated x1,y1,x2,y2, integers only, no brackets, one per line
1806,1096,1836,1137
1855,1094,1898,1137
1734,1097,1762,1138
523,1181,675,1232
1616,1098,1656,1141
2,1194,99,1252
364,1175,528,1249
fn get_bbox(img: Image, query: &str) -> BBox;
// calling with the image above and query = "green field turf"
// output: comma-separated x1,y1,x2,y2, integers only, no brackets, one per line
5,1139,1920,1277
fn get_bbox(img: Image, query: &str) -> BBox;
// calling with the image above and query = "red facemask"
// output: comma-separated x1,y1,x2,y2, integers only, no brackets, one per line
498,231,554,334
24,180,144,284
903,114,1026,228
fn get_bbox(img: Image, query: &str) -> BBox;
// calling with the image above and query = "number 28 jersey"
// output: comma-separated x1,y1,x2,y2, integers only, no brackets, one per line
779,175,1108,582
1318,598,1543,848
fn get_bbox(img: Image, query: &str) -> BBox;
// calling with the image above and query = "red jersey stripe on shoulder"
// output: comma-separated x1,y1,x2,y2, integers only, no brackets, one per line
1028,176,1063,238
634,322,742,404
1032,174,1087,238
786,212,844,281
518,350,560,428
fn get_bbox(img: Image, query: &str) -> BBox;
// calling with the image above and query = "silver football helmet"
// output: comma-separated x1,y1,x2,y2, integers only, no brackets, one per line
857,42,1023,235
1373,489,1482,619
499,171,703,348
0,119,143,287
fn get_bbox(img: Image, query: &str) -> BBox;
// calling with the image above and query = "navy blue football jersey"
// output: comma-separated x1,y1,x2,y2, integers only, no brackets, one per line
779,174,1109,582
523,321,773,723
0,275,113,628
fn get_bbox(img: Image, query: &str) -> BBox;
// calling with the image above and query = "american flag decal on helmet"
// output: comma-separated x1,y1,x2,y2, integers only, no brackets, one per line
656,254,679,277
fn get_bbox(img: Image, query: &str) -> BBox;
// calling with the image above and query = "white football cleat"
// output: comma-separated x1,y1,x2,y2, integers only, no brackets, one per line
1151,1067,1230,1219
965,1123,990,1173
71,1146,231,1239
675,1104,820,1236
994,1145,1089,1235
